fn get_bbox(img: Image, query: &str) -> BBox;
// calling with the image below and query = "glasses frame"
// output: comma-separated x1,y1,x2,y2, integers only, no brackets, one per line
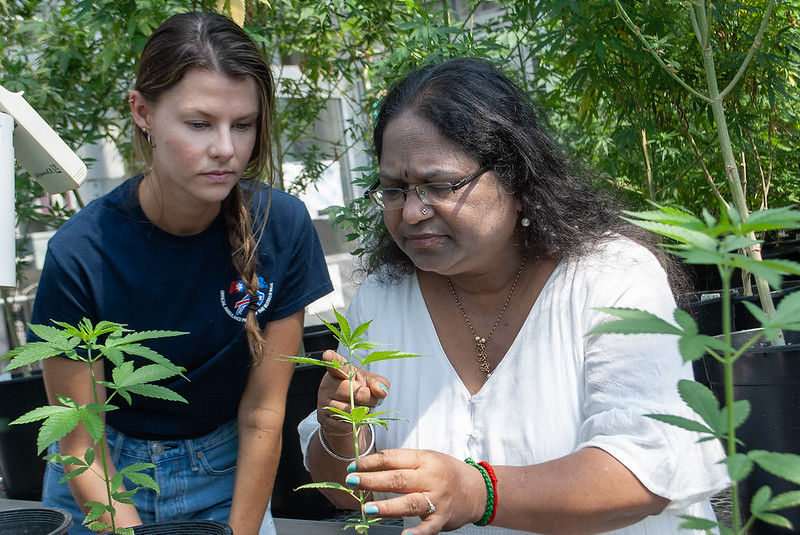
363,165,490,211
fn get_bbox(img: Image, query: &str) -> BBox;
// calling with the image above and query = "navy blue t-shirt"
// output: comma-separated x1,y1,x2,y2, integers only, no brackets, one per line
30,175,333,439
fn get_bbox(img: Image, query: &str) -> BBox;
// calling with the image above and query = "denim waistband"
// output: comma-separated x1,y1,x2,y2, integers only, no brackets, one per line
106,419,238,463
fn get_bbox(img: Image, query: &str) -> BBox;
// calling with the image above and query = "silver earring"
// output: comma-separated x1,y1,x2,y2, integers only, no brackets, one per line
143,128,155,148
520,216,531,227
421,208,429,215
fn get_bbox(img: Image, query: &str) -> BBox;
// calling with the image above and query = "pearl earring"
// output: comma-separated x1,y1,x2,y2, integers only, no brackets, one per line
520,217,531,227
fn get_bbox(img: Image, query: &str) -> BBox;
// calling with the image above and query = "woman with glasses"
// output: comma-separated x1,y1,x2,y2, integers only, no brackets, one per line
299,57,727,534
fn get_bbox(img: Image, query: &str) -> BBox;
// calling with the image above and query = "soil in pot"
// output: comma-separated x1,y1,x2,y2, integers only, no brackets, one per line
132,520,232,534
0,507,72,535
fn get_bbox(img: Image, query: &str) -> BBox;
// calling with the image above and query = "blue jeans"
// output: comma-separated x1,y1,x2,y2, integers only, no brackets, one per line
42,420,276,534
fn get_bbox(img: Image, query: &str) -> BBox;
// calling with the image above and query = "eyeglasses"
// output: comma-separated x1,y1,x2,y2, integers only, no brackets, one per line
364,165,490,211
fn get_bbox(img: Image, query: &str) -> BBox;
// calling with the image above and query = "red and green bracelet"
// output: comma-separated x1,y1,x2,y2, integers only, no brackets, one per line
465,458,498,526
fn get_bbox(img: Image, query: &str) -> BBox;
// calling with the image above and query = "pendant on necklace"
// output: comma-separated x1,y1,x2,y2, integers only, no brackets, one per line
474,335,491,376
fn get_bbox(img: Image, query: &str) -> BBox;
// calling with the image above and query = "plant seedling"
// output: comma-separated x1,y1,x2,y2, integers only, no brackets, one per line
1,318,188,534
589,204,800,534
286,309,421,534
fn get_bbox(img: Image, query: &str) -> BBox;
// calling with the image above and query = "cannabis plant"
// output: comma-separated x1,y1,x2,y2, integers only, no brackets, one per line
287,309,420,534
1,319,187,534
590,204,800,534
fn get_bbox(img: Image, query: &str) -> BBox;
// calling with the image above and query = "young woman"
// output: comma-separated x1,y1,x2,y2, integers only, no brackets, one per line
299,58,728,534
31,12,332,535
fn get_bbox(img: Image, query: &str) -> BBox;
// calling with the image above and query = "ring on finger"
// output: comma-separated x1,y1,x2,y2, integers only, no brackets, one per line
422,493,436,515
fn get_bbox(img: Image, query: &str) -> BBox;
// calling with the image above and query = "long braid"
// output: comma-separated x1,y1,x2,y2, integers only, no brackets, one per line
222,184,265,364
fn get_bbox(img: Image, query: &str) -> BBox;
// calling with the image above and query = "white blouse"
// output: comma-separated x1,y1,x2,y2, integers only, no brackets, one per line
300,238,729,534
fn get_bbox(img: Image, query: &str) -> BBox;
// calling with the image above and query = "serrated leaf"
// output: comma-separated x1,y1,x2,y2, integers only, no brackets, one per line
106,330,187,348
350,320,372,342
588,308,682,336
37,410,81,453
677,380,723,431
750,451,800,484
1,342,68,371
754,512,792,528
333,309,351,342
720,400,750,431
10,405,73,425
44,453,84,466
84,448,95,466
324,406,355,423
100,346,125,367
119,364,183,387
51,320,84,338
723,453,753,482
282,356,341,368
124,384,187,403
677,515,719,530
58,466,89,483
27,323,71,344
123,471,159,491
673,309,699,334
117,344,186,377
79,410,104,443
647,413,715,435
296,481,354,493
621,218,718,249
765,491,800,511
360,350,422,366
751,485,773,512
110,473,123,491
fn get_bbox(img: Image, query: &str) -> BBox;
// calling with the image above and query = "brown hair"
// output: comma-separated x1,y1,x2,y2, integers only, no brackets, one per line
133,11,275,362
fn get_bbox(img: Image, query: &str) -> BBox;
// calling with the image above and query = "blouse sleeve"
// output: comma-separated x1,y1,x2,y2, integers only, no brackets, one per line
574,241,729,509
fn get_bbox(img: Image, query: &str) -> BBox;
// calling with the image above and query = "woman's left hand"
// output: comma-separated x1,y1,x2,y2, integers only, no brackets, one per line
346,448,487,535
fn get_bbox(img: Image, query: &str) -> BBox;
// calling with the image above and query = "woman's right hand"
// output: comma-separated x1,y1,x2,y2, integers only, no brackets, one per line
316,349,390,438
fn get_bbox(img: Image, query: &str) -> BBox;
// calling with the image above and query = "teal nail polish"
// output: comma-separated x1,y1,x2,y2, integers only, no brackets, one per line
378,383,388,393
345,474,360,487
364,504,379,516
347,461,357,473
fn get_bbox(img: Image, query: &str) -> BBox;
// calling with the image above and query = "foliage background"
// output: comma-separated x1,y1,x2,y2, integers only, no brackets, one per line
1,0,799,263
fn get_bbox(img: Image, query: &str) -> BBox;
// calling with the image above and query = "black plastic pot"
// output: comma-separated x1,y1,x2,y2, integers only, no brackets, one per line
703,329,800,534
132,520,232,534
271,360,338,520
0,372,48,499
301,324,339,355
0,507,72,535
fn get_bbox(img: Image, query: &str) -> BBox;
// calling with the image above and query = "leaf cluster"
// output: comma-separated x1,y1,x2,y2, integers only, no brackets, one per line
588,203,800,533
1,318,187,534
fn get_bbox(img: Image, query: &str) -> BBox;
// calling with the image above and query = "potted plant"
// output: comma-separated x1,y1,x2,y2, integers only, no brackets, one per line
1,318,230,535
285,310,420,534
591,203,800,533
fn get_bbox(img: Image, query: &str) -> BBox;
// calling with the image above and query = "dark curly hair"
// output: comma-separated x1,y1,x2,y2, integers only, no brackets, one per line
368,57,673,285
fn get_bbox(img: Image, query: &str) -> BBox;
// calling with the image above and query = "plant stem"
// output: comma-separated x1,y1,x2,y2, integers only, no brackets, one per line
348,365,368,529
88,353,116,533
720,267,741,533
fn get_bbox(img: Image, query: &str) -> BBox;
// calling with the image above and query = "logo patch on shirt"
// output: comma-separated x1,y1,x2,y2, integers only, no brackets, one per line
220,276,273,321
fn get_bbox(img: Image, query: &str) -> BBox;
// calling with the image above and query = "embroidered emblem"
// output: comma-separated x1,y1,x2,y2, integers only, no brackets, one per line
220,276,273,321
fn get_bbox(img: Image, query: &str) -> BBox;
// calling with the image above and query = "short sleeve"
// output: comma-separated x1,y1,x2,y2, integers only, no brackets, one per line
575,241,729,508
265,196,333,321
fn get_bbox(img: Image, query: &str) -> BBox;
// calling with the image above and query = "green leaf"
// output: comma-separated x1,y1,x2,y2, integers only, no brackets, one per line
10,405,73,425
765,491,800,511
360,350,423,366
282,356,341,368
678,515,719,530
296,481,354,494
58,466,89,483
754,512,793,528
117,344,186,376
44,453,84,466
751,485,772,512
333,308,351,343
106,330,187,348
588,308,682,336
620,218,718,249
84,448,95,466
677,380,724,433
79,410,105,443
720,400,750,431
27,323,71,343
646,414,716,435
100,346,125,368
122,470,159,492
124,384,187,403
1,342,68,371
750,451,800,484
37,410,81,454
723,453,753,482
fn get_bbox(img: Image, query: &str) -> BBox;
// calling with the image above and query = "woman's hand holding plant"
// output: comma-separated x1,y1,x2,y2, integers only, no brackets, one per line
348,448,488,535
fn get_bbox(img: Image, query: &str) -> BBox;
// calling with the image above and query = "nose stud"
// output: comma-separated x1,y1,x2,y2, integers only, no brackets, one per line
421,208,428,215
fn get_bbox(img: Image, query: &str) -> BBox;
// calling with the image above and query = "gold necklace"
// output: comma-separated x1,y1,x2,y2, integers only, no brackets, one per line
446,257,526,379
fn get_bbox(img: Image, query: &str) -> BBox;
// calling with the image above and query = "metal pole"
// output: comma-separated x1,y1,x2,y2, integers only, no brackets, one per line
0,112,15,288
